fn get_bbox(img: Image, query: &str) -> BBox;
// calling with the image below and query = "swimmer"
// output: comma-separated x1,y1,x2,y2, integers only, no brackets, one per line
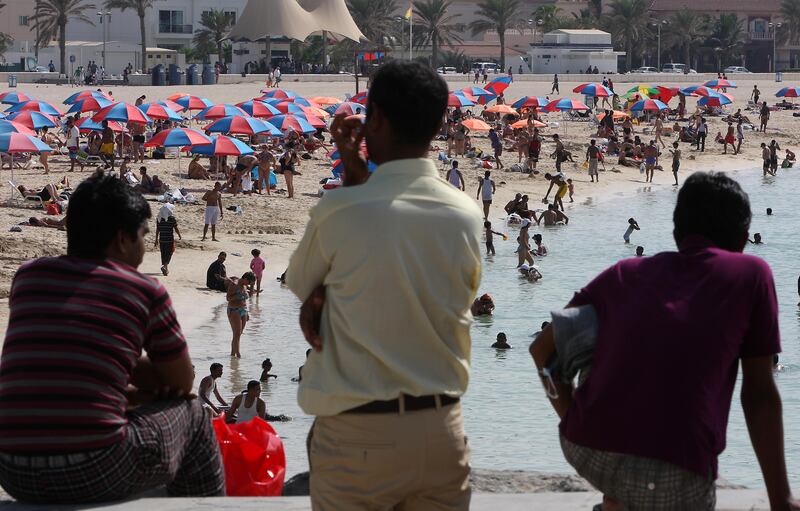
537,204,569,226
491,333,512,349
623,217,640,243
532,233,548,256
260,358,278,381
749,233,763,244
767,208,773,216
518,263,543,282
531,321,550,339
484,220,505,256
471,293,496,316
636,246,644,257
773,354,785,372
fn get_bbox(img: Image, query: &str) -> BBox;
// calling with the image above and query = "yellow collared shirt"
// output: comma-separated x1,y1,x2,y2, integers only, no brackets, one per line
287,158,483,416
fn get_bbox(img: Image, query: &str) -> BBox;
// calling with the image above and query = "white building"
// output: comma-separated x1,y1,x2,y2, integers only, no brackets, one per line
527,29,624,75
37,41,178,76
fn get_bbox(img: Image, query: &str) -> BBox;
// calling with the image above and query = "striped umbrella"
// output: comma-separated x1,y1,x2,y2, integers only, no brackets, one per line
350,91,368,105
485,76,512,96
448,93,475,107
286,97,318,107
333,102,367,116
268,114,316,133
194,104,249,121
461,87,496,101
6,100,62,117
189,135,255,156
679,85,712,97
75,118,128,133
573,83,614,97
0,120,37,135
309,96,342,106
0,92,33,105
512,96,549,109
273,101,306,115
7,111,58,129
144,128,212,148
704,79,737,89
236,100,281,118
204,116,281,136
259,88,297,100
0,133,54,153
138,102,182,121
93,103,151,124
63,90,112,104
168,94,213,111
698,91,733,107
297,113,326,129
66,96,114,114
776,86,800,98
629,99,669,111
544,98,591,112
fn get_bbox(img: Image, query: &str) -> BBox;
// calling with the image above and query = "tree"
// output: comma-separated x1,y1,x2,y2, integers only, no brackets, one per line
194,10,233,65
414,0,462,69
782,0,800,45
707,14,745,69
470,0,524,70
532,5,563,34
104,0,152,73
0,2,11,59
30,0,96,74
346,0,398,44
603,0,649,71
664,8,709,70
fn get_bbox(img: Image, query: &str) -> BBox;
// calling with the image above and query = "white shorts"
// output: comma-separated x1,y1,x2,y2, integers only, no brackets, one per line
204,206,221,225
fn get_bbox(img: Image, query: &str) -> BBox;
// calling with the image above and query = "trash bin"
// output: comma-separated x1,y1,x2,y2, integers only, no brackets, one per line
186,64,200,85
776,71,783,83
8,75,17,88
202,64,215,85
151,64,165,86
168,64,184,86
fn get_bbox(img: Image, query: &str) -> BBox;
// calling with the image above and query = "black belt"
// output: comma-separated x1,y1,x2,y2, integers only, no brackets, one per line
344,394,459,414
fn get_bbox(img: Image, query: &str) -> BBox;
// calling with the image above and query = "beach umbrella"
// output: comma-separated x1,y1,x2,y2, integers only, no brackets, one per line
448,93,476,107
486,104,517,114
333,102,366,116
544,98,591,112
596,110,630,121
461,87,496,101
461,118,491,131
309,96,343,106
194,104,249,120
698,91,733,107
485,76,512,96
189,135,255,156
287,97,318,107
259,88,297,100
297,113,326,129
629,99,669,111
776,86,800,97
573,83,614,97
6,111,58,130
6,100,62,117
0,120,36,135
93,102,151,124
0,92,33,105
145,127,212,148
652,86,679,103
512,96,549,110
236,100,281,118
168,94,214,111
75,118,127,133
350,91,368,105
704,79,737,89
138,102,182,121
679,85,712,97
510,119,547,129
303,106,330,119
268,114,316,133
63,90,112,104
273,101,306,115
66,96,114,114
205,116,281,136
0,133,53,153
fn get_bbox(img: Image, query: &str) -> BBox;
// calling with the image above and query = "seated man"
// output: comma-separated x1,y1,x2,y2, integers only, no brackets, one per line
471,293,495,316
188,155,211,179
530,172,799,511
0,175,224,504
206,252,228,291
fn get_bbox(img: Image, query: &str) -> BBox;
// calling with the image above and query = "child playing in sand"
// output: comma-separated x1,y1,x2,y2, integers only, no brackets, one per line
484,221,505,256
623,218,640,243
249,249,266,293
567,179,575,202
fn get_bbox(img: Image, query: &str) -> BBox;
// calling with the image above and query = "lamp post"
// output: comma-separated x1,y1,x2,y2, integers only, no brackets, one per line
97,10,111,74
651,20,667,71
527,18,543,43
769,21,782,72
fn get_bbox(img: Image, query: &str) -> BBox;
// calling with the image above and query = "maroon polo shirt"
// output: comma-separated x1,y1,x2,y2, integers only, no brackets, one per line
561,235,781,478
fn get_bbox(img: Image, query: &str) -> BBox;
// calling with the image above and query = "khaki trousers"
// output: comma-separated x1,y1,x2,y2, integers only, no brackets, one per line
308,401,471,511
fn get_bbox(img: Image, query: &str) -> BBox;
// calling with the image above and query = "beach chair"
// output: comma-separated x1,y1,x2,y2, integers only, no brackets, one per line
7,180,44,208
1,152,32,169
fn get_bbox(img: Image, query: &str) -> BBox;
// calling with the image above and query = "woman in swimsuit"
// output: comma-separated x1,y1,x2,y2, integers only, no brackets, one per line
226,272,255,358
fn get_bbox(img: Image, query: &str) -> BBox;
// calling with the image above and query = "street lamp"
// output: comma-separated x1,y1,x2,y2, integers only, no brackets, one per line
527,18,543,43
651,20,668,71
769,21,782,73
97,10,111,76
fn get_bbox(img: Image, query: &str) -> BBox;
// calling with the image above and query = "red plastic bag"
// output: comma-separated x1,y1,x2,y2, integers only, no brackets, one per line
212,415,286,496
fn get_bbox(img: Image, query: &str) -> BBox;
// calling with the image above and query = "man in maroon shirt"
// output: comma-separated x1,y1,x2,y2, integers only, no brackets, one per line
531,172,799,511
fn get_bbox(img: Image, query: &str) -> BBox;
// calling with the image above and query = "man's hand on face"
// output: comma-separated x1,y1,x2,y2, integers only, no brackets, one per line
299,285,326,351
330,114,369,186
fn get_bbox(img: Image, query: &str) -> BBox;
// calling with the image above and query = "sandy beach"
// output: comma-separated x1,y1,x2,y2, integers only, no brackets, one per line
1,76,791,334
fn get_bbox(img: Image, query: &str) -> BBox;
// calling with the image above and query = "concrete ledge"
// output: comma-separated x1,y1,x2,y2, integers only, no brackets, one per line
0,490,772,510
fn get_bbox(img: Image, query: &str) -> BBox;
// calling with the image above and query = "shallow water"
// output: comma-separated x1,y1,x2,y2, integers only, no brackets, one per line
191,166,800,488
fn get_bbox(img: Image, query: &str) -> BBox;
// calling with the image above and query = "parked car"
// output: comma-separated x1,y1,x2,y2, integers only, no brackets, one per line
631,66,658,74
723,66,752,74
472,62,499,74
437,66,457,74
662,63,697,74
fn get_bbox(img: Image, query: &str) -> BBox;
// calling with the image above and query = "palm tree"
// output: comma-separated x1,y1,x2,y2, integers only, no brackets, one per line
708,14,745,69
30,0,96,74
193,10,233,65
533,5,563,34
346,0,398,44
104,0,152,73
603,0,649,71
0,2,11,59
664,9,709,71
470,0,524,70
414,0,462,69
782,0,800,44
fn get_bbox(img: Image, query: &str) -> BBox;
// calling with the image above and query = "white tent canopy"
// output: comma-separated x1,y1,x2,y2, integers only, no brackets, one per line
229,0,364,43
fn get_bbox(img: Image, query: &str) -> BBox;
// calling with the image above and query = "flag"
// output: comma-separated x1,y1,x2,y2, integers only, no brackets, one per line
404,3,413,19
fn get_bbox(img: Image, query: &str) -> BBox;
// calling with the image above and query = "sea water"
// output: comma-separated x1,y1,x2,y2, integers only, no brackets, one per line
190,166,799,488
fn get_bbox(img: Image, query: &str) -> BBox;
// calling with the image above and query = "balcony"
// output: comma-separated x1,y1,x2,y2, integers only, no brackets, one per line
748,31,773,41
159,24,193,34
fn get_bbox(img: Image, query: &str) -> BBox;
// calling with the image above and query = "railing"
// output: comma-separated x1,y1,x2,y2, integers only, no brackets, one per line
748,31,773,41
159,24,193,34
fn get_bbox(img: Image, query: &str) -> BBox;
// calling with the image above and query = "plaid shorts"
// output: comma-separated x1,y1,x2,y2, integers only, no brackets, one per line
0,399,225,504
560,435,715,511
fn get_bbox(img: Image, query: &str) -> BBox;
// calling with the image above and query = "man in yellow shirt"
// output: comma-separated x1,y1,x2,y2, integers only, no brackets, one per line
287,61,483,510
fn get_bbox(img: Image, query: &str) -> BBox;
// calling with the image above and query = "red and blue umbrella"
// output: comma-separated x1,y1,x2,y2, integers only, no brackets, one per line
332,102,366,116
205,116,281,136
544,98,591,112
144,128,212,148
194,104,249,120
286,97,317,107
461,87,496,101
703,79,737,89
189,135,255,156
6,100,62,117
168,94,213,111
0,92,33,105
0,120,36,135
776,86,800,98
573,82,614,97
93,102,151,124
679,85,712,97
629,98,669,111
0,133,54,153
236,100,281,118
259,88,297,100
698,91,733,107
138,102,182,121
448,93,475,107
66,96,114,114
63,90,112,104
7,111,58,129
350,91,368,105
485,76,513,96
268,114,316,133
273,101,307,115
75,118,127,133
512,96,549,109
